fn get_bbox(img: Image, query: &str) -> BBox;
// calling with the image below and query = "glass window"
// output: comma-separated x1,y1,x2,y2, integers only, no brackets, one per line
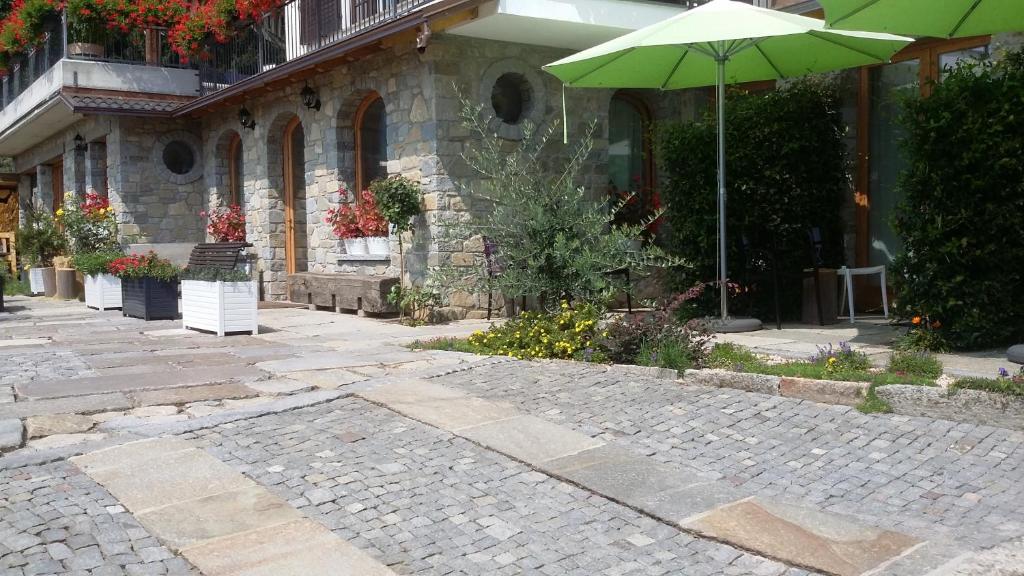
162,141,196,175
608,94,653,228
939,45,989,79
867,59,919,267
229,135,243,206
357,96,388,191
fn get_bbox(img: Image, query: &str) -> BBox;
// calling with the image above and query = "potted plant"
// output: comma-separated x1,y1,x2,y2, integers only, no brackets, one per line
369,176,422,318
107,252,180,320
74,250,124,310
201,205,246,242
16,204,65,296
326,187,367,255
356,188,390,256
180,266,258,336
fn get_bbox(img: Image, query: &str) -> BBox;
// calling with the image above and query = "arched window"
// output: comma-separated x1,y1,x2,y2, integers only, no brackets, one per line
608,93,654,228
355,93,388,192
227,132,243,206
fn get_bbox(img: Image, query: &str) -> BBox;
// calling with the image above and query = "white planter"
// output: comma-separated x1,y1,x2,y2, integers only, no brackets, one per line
28,264,45,291
365,236,389,256
344,237,368,255
84,273,122,310
181,280,258,337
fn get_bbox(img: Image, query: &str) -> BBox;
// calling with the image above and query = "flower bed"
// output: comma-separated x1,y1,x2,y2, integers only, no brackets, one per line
180,268,257,336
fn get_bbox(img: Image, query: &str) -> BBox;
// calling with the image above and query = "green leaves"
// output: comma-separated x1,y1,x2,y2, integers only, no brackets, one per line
892,50,1024,350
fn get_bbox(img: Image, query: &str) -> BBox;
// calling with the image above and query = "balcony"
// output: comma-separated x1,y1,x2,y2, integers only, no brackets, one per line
0,14,200,155
197,0,438,96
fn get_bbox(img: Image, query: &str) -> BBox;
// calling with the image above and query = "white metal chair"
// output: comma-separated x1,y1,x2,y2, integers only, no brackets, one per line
837,265,888,323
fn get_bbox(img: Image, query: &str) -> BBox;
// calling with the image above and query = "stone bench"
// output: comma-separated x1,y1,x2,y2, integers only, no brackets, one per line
287,273,399,315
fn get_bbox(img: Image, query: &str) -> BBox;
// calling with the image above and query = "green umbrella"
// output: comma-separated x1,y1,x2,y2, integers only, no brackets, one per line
544,0,911,331
821,0,1024,38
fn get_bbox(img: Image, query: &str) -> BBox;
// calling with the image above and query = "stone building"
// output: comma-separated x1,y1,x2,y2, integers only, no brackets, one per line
0,0,1016,315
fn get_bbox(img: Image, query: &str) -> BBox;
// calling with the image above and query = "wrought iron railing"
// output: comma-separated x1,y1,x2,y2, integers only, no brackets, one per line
198,0,435,96
1,13,187,112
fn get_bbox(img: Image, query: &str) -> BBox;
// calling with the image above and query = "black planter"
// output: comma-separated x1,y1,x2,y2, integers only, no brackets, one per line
0,276,5,312
121,277,179,321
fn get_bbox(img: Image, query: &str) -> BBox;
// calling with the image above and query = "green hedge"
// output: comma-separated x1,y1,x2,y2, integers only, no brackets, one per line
892,50,1024,349
656,78,848,319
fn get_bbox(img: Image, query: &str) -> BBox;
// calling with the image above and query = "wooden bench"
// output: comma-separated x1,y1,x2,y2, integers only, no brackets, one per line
287,273,398,315
187,242,252,269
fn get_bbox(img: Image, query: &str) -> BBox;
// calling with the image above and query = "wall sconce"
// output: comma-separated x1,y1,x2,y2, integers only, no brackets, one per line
300,83,321,112
416,21,431,54
73,133,87,152
238,106,256,130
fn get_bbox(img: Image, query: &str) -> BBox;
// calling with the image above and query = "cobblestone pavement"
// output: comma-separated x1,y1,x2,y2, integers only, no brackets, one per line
0,461,199,576
432,361,1024,552
185,398,809,576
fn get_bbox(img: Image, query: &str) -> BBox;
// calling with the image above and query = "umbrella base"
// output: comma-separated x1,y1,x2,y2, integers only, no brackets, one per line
709,317,763,333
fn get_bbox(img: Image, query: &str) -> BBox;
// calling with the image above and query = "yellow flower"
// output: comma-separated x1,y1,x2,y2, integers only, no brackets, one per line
55,208,64,216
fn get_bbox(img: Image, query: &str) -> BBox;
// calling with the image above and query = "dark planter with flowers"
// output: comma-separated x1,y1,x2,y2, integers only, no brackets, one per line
108,252,180,321
121,277,178,320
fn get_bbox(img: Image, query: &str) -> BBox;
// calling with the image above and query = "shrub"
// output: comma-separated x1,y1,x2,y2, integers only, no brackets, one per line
657,78,847,319
107,252,179,281
15,204,65,267
454,92,681,309
706,342,763,371
370,177,421,234
636,337,696,371
600,295,712,368
466,302,604,361
72,250,124,277
179,267,250,282
887,350,943,379
892,50,1024,349
61,193,119,254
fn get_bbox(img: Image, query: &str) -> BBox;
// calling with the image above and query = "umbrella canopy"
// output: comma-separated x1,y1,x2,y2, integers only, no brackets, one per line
820,0,1024,39
544,0,911,329
544,0,912,90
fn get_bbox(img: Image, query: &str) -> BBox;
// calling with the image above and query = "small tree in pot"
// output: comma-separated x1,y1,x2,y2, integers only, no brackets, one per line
370,176,421,319
16,203,65,296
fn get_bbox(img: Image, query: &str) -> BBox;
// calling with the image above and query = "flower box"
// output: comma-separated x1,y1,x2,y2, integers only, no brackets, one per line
121,277,179,321
365,236,389,256
181,279,258,336
84,273,122,310
343,238,368,255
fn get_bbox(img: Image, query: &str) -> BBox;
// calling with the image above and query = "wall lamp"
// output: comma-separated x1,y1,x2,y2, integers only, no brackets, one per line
73,133,87,152
238,106,256,130
300,83,321,112
416,21,431,54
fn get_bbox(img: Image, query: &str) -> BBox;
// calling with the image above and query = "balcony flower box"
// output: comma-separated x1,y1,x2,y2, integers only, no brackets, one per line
121,277,179,320
365,236,389,256
107,252,180,321
180,268,258,336
84,273,122,310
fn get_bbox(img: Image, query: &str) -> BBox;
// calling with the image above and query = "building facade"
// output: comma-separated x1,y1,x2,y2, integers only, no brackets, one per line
1,0,1019,314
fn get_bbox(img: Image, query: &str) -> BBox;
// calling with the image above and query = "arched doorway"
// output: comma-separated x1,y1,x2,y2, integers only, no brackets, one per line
227,132,243,206
283,117,307,274
608,93,654,228
355,92,388,192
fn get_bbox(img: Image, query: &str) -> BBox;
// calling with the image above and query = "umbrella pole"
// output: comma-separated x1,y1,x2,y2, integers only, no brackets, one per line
716,54,728,320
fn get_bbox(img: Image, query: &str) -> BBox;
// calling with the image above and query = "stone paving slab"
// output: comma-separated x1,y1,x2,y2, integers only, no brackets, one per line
460,414,606,463
256,350,424,374
0,418,22,450
131,382,257,406
0,393,132,419
182,519,397,576
73,437,397,576
136,485,303,549
361,379,518,431
17,365,266,399
683,498,923,576
0,337,51,347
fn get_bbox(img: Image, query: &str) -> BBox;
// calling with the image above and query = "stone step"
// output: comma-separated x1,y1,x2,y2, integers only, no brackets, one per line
16,366,266,399
72,437,395,576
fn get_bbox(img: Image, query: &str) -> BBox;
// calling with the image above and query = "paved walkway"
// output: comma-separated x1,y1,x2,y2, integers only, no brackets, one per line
2,296,1023,575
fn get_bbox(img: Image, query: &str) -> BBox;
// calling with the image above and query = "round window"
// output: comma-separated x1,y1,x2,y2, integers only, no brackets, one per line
491,73,532,125
162,141,196,175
